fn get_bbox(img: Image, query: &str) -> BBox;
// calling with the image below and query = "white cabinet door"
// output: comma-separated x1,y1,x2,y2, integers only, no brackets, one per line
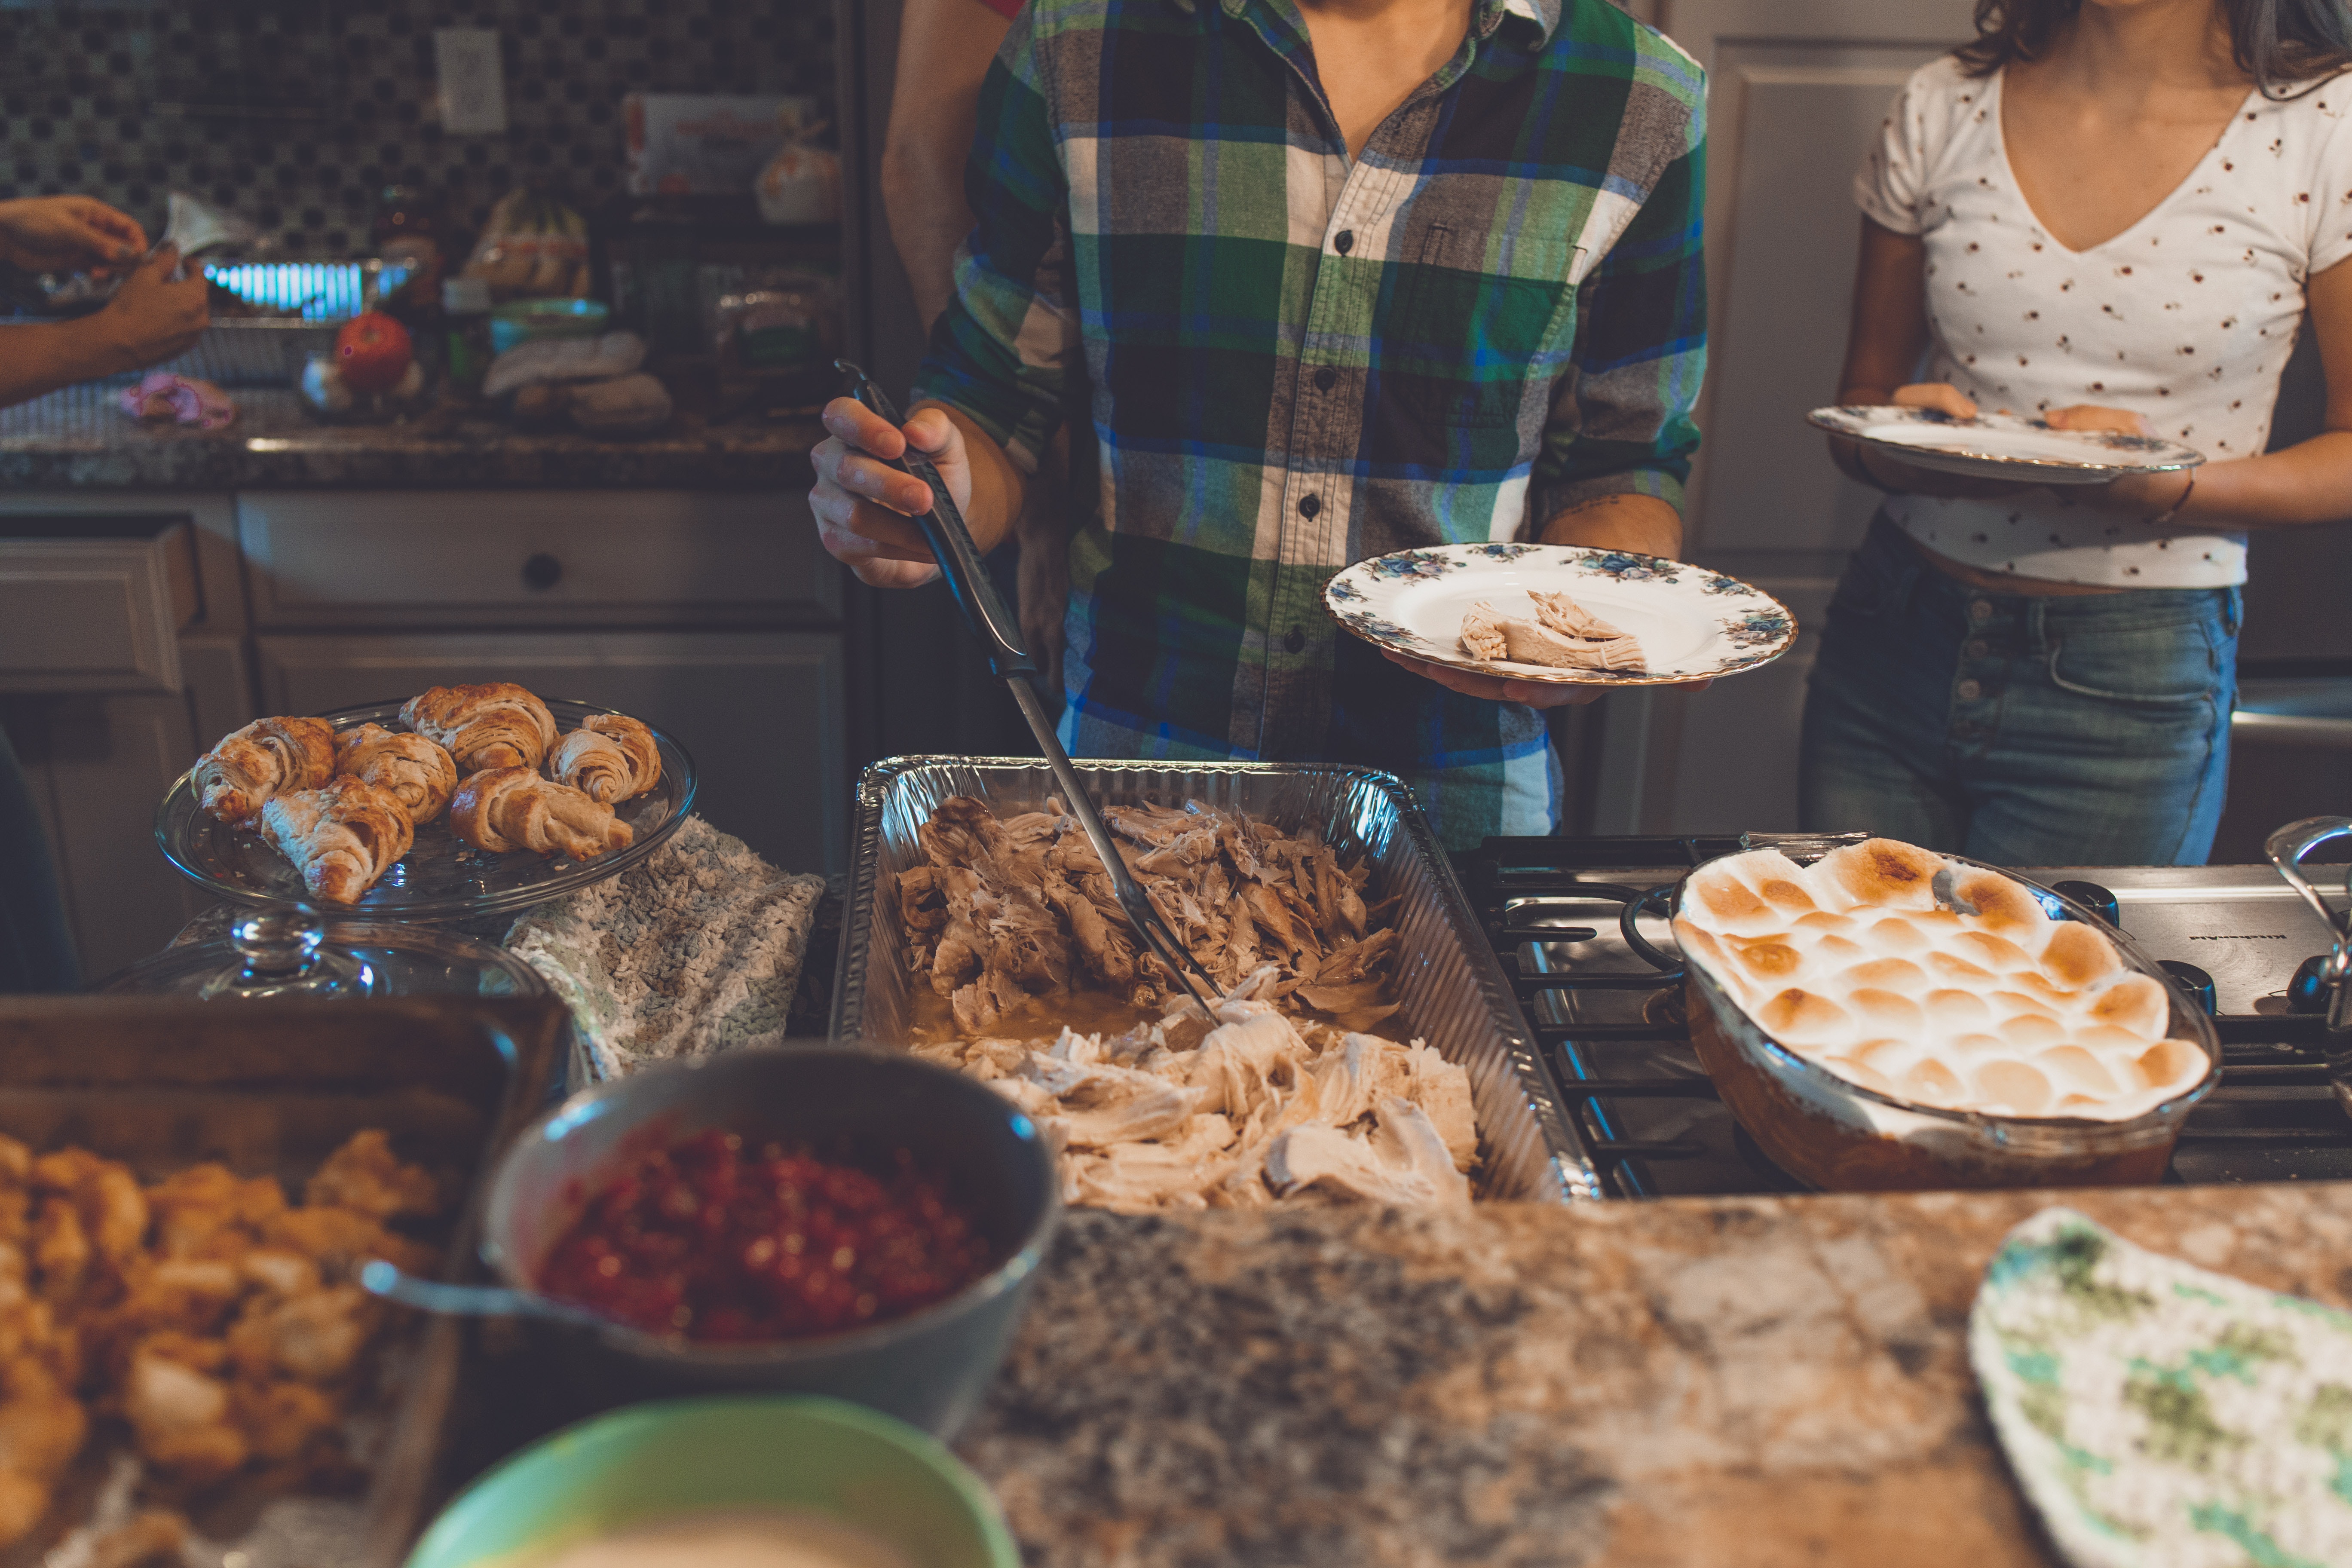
238,490,842,629
1,693,205,982
1596,1,1976,834
256,631,849,877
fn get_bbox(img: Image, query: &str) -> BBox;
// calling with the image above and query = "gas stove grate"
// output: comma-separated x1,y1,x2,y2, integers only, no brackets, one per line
1453,836,2352,1198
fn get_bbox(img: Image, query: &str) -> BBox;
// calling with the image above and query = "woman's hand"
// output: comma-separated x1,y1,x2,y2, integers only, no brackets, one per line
0,196,146,276
2043,404,2149,435
1831,381,2033,499
809,397,977,588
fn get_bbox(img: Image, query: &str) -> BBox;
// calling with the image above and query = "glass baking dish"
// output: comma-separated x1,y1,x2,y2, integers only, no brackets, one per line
1671,845,2222,1191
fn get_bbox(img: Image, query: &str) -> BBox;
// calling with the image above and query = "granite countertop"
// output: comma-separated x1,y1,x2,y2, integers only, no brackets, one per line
962,1184,2352,1567
0,383,822,490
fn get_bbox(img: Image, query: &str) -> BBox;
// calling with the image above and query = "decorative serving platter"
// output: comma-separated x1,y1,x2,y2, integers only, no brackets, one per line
1322,543,1798,687
1807,404,2204,484
156,698,697,922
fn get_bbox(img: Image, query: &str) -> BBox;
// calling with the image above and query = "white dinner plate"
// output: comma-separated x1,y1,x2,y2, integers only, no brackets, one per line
1807,404,2203,484
1323,544,1798,687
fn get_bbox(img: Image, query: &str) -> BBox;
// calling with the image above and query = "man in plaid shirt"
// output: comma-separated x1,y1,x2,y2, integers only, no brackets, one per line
812,0,1706,848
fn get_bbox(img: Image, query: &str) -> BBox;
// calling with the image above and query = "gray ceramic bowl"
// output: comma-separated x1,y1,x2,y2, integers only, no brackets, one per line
479,1046,1060,1438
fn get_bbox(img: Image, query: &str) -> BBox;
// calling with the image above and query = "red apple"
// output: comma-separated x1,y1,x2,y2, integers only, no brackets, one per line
335,311,414,394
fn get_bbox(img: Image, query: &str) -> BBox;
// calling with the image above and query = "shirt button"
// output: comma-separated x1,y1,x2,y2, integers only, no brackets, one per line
1969,600,1994,623
1314,367,1338,392
1298,494,1321,518
1957,678,1983,702
1965,638,1988,658
1284,627,1306,654
1334,230,1355,254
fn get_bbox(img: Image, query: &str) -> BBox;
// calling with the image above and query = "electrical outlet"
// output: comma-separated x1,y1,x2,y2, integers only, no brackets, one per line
434,28,507,136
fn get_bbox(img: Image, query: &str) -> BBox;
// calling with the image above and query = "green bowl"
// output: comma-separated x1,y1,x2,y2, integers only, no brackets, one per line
488,297,609,355
404,1395,1020,1568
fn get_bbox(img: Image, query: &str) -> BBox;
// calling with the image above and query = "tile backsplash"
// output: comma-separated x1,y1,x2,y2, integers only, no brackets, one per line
0,0,835,257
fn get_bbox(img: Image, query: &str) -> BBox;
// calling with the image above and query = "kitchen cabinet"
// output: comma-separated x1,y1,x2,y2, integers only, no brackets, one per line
0,494,246,979
1595,0,1977,833
254,631,846,878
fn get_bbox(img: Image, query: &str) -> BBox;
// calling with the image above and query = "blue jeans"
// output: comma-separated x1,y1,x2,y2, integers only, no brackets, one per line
1799,517,2239,866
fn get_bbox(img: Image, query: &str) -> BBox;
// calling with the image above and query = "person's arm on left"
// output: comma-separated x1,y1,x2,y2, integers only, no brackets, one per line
1385,81,1706,707
2076,255,2352,528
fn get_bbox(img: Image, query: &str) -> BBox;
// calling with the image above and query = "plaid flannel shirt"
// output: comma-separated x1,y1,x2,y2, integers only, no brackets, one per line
913,0,1707,848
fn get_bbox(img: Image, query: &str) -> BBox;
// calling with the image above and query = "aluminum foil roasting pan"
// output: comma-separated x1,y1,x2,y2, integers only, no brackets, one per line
831,756,1601,1203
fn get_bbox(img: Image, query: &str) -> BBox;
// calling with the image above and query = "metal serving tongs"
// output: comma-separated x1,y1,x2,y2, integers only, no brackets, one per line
2265,816,2352,1115
835,361,1222,1018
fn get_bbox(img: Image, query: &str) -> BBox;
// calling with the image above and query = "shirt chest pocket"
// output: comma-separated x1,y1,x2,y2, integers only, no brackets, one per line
1384,223,1581,430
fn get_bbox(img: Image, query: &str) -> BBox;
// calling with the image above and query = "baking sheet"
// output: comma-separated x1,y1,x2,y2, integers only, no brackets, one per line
0,995,567,1568
830,756,1601,1204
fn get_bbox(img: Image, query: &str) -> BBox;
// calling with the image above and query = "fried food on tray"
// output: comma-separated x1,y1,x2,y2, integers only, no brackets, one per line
399,682,559,774
1461,589,1645,672
0,1130,444,1548
332,722,459,827
548,713,662,804
191,717,337,826
450,766,633,861
259,776,416,905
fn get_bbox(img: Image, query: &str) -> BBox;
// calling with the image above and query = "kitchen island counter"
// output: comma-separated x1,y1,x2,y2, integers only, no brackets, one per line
0,383,821,490
965,1182,2352,1567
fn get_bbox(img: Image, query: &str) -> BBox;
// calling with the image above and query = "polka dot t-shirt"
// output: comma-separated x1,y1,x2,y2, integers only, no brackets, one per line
1855,55,2352,588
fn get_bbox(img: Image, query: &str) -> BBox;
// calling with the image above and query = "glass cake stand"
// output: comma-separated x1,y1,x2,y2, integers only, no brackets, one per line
94,909,551,1001
155,697,698,925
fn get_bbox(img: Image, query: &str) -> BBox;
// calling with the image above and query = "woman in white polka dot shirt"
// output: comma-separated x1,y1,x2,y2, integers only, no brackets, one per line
1803,0,2352,865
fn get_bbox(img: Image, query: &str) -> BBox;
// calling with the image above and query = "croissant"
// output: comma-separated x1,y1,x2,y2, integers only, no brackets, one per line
259,778,416,905
333,723,458,826
547,714,662,804
450,767,634,861
398,684,558,773
192,717,337,825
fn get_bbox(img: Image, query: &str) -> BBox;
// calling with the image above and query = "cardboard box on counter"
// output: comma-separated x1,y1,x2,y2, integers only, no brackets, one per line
624,93,820,196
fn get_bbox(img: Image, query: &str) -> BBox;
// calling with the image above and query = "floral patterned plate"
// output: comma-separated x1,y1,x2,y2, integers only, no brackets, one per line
1972,1207,2352,1568
1808,404,2204,484
1322,543,1797,686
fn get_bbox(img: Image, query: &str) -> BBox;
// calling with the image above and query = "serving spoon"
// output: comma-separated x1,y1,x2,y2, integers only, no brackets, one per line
358,1259,631,1335
834,360,1222,1018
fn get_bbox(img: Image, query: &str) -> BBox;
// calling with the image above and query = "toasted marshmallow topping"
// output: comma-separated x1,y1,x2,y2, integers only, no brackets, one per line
1675,839,2208,1121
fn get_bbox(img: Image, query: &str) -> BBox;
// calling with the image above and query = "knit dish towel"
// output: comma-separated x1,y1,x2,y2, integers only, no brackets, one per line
1971,1206,2352,1568
505,814,825,1078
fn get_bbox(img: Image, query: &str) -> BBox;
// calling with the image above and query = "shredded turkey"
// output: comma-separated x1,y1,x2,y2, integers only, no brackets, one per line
1461,589,1645,672
917,978,1479,1212
897,796,1397,1040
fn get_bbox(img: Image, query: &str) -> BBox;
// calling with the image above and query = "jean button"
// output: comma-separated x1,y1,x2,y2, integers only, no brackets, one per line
1957,678,1983,702
1969,600,1994,623
1965,638,1988,658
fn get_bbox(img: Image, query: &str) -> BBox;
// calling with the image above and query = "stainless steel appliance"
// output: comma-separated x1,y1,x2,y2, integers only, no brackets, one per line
1454,836,2352,1196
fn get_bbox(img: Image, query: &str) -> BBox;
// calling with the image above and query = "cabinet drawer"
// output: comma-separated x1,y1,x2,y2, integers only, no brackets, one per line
238,490,842,628
0,518,197,695
255,630,849,875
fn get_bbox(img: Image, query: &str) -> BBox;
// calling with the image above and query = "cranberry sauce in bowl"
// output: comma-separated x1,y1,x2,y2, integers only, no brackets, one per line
481,1047,1060,1437
536,1130,995,1343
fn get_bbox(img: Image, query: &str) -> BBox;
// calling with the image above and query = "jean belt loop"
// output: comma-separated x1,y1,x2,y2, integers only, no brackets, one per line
2224,584,2244,639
